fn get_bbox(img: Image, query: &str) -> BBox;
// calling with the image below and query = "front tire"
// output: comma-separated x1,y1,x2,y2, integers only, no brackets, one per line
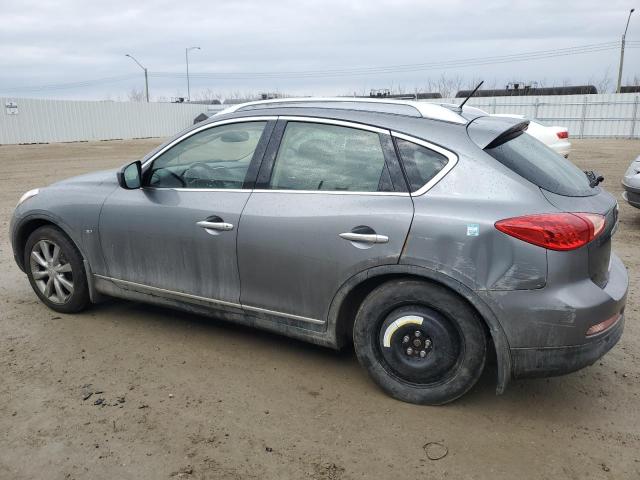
24,226,90,313
353,279,486,405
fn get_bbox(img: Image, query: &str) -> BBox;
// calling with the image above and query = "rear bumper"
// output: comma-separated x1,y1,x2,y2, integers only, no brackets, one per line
477,251,628,380
549,141,571,157
510,313,624,378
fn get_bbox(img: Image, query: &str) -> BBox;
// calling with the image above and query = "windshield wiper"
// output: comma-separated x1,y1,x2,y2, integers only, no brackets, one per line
584,170,604,187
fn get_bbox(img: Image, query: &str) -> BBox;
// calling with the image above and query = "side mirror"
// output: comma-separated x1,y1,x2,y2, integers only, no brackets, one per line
117,161,142,189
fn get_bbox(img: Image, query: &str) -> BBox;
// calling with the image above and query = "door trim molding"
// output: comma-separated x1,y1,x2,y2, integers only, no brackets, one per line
93,274,326,325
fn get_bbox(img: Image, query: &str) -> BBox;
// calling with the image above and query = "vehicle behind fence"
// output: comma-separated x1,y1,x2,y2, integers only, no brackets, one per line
426,93,640,139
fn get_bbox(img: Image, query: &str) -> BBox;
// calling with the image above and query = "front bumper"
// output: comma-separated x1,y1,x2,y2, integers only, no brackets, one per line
622,182,640,209
9,209,24,272
510,313,624,378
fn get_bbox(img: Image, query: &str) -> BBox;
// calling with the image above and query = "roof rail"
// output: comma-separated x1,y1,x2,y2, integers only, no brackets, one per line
215,97,468,124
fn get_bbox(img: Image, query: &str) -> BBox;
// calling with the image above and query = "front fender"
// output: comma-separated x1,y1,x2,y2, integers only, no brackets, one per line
11,210,84,271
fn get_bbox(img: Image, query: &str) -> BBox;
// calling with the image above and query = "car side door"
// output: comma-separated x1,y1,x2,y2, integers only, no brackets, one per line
236,117,414,324
98,117,275,305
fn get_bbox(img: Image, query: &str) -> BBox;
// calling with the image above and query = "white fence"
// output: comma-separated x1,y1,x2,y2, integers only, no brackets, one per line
0,97,213,145
1,94,639,145
424,93,640,139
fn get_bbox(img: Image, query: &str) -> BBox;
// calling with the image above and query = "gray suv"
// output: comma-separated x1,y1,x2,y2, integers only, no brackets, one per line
10,98,628,405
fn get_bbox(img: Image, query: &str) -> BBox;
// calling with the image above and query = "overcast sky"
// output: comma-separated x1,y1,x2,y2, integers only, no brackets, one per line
1,0,638,101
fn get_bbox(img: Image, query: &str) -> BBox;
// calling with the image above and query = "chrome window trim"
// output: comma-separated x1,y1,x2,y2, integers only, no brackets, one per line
278,116,389,135
145,187,409,196
94,274,325,325
251,189,409,197
141,116,277,169
140,115,457,197
143,187,249,193
391,131,459,197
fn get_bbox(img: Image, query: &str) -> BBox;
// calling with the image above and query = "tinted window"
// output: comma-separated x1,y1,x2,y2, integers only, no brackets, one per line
148,121,267,189
269,122,390,192
485,132,593,196
395,138,449,192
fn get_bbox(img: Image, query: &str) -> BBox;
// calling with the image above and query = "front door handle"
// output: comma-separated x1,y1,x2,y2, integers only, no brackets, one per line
197,220,234,231
339,232,389,244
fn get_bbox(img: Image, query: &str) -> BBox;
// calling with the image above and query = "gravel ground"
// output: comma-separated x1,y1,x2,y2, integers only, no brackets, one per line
0,138,639,480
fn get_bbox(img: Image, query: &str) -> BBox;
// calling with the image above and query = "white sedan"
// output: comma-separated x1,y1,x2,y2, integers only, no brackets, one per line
493,114,571,157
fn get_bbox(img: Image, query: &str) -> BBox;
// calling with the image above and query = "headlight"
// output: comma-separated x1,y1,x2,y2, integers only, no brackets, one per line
17,188,39,207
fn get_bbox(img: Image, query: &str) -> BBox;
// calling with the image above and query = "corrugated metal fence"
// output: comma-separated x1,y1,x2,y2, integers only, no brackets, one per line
1,94,639,144
0,97,210,145
424,93,640,139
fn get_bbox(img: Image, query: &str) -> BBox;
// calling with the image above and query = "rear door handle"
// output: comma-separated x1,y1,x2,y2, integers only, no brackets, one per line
339,232,389,244
197,220,234,231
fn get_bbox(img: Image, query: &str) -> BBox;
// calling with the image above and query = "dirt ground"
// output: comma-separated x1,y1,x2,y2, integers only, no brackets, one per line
0,138,639,480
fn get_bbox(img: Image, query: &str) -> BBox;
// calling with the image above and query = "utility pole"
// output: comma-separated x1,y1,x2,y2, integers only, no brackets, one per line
185,46,201,102
125,54,149,102
617,8,635,94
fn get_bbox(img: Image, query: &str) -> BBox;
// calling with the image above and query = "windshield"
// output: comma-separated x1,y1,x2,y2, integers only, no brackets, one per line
485,132,594,197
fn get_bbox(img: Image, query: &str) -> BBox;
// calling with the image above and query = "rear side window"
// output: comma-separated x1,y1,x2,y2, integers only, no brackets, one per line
485,132,593,196
394,138,448,192
269,122,391,192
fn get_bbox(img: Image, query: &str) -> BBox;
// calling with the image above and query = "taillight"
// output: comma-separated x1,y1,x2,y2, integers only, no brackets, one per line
556,131,569,139
495,213,605,251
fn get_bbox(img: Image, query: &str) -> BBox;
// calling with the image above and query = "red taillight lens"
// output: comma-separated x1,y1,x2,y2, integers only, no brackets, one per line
556,131,569,139
495,213,606,251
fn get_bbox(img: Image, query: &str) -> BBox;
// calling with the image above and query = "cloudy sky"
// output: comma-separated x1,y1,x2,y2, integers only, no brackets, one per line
1,0,638,101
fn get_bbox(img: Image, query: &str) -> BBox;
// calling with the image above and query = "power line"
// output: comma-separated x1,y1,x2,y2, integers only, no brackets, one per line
151,42,624,80
2,74,139,93
2,41,638,93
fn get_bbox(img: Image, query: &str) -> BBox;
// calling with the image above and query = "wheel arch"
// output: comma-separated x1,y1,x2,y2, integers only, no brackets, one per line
327,264,512,394
12,214,100,302
14,216,64,271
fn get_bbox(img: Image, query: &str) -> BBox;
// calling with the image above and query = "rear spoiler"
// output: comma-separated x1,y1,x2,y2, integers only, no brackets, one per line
466,116,530,149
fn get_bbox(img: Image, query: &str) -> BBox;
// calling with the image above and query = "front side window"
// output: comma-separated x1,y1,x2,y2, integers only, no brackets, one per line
269,122,391,192
147,121,267,189
394,138,449,192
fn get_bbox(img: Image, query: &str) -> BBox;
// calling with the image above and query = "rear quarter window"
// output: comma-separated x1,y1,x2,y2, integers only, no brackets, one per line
394,138,449,192
485,132,594,197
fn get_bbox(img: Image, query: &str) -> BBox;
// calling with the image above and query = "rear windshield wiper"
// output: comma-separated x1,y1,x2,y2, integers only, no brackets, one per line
584,170,604,187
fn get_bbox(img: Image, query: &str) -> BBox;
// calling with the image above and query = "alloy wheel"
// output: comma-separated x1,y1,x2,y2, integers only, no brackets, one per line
29,239,74,304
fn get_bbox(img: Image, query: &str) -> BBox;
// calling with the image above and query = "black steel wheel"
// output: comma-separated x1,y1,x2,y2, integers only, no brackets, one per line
353,279,486,405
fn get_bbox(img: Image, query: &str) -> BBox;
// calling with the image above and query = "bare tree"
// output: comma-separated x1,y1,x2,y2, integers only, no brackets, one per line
193,88,223,102
127,88,146,102
434,73,464,98
626,75,640,86
588,70,612,93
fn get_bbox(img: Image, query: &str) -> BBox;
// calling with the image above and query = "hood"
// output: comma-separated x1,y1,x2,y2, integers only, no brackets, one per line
50,168,118,188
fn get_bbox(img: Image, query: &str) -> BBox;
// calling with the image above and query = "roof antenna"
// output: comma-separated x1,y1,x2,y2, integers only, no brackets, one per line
458,81,484,111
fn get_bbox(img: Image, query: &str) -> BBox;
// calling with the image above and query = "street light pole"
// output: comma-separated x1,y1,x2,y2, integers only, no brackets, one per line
185,46,201,102
125,54,149,102
617,8,635,94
